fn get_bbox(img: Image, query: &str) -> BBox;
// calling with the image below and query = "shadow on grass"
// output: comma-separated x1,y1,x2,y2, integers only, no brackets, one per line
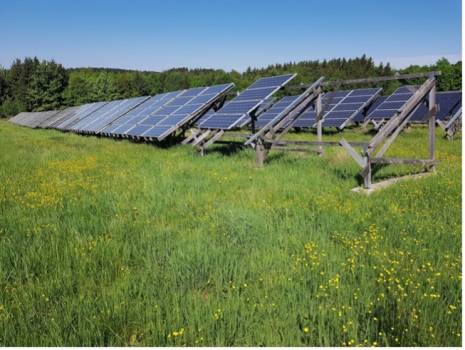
207,142,246,156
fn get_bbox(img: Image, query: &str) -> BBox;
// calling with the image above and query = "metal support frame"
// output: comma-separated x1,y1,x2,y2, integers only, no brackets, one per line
442,107,462,140
244,77,325,166
340,73,439,189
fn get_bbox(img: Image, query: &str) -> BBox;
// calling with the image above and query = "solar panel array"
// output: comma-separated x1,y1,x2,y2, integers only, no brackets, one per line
120,83,234,140
70,96,150,133
100,92,181,136
409,91,462,122
292,88,381,128
8,72,462,150
198,74,296,130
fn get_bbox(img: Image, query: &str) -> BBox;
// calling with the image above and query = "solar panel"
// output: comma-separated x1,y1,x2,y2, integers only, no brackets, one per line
58,102,108,130
255,96,300,129
367,86,416,121
100,92,181,135
9,110,60,128
291,91,345,128
322,88,382,128
198,74,296,130
291,88,382,129
353,96,387,123
71,96,149,133
123,83,234,140
409,91,462,123
195,109,215,126
39,106,80,128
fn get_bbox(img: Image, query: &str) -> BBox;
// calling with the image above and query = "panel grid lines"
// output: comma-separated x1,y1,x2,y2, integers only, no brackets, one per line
121,83,234,140
198,74,296,130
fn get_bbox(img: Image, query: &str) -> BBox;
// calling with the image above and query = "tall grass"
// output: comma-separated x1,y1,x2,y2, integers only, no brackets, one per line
0,121,461,346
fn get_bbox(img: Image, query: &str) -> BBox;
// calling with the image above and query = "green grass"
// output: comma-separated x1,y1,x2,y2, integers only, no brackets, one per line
0,120,461,346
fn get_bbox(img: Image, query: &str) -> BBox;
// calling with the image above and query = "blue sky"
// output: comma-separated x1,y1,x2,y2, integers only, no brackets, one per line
1,0,461,71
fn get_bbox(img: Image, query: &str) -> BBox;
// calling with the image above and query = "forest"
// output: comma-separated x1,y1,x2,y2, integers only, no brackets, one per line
0,55,461,117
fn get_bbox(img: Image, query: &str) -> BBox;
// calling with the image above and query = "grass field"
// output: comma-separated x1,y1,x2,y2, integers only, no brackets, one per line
0,119,461,346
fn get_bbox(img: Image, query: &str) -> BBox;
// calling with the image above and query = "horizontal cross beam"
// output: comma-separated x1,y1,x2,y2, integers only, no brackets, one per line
287,71,441,90
370,157,437,166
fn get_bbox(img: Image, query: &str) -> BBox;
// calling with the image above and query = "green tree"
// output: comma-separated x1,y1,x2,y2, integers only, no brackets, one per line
91,72,118,101
163,71,189,91
0,97,25,117
436,58,462,91
7,57,40,110
27,60,68,111
64,74,92,105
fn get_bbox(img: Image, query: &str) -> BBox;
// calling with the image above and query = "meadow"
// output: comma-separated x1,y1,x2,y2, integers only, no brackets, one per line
0,119,461,346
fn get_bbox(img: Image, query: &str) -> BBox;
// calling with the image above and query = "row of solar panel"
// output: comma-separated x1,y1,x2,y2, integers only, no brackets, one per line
254,88,461,130
9,75,462,140
9,83,236,140
9,74,299,138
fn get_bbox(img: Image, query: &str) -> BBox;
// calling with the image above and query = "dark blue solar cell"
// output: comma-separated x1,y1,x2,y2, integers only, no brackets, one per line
329,90,351,98
109,124,131,135
322,118,346,127
200,114,245,129
353,96,387,123
324,110,356,119
126,124,152,137
367,87,415,121
350,88,383,96
256,95,300,128
387,94,411,102
218,100,259,114
371,110,395,119
377,101,407,110
142,125,173,138
292,109,317,128
174,104,203,115
99,124,115,134
234,87,277,101
246,74,295,89
166,96,194,107
189,94,216,105
152,106,181,116
140,116,161,125
333,102,364,111
195,110,214,126
158,114,189,126
203,84,234,94
343,96,375,103
180,87,207,97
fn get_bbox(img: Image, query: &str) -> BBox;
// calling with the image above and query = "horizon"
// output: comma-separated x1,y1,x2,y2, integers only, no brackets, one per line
2,0,462,72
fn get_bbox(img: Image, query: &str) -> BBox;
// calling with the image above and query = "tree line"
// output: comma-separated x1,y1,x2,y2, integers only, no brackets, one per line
0,55,461,117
